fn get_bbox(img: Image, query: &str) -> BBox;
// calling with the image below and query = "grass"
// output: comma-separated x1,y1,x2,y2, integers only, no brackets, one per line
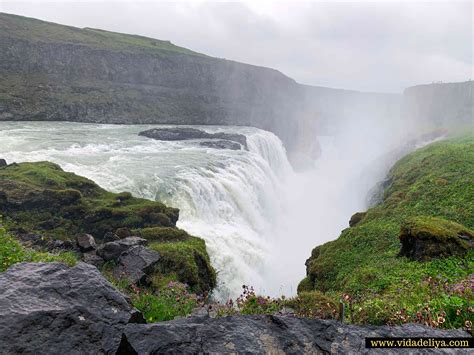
0,161,216,293
300,134,474,330
0,222,76,272
0,13,203,57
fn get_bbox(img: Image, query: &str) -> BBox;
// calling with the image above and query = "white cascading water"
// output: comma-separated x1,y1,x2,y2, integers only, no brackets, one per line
0,121,410,299
0,122,294,299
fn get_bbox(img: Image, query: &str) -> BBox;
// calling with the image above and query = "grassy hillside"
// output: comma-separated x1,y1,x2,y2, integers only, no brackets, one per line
0,12,202,56
300,134,474,329
0,161,216,293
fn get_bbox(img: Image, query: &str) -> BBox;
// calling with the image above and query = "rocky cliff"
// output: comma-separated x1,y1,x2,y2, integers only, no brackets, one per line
0,12,403,162
403,81,473,127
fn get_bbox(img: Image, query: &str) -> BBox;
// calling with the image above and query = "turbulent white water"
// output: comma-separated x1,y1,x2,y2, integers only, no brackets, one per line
0,122,295,299
0,121,405,299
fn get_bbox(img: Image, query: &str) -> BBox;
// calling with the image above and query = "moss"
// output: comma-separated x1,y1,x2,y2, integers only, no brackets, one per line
0,161,216,294
134,227,191,242
399,216,473,261
301,134,474,328
349,212,367,227
149,237,216,294
297,277,313,293
0,161,178,240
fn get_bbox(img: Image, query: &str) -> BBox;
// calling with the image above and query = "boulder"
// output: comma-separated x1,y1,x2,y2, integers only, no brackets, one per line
118,315,470,354
104,231,120,243
97,237,148,261
349,212,367,227
200,140,242,150
0,262,140,354
112,245,161,285
139,128,248,149
0,159,6,167
75,233,97,252
82,251,105,268
399,217,473,261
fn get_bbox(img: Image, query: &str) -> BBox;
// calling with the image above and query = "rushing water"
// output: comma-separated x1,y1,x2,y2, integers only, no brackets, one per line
0,121,405,299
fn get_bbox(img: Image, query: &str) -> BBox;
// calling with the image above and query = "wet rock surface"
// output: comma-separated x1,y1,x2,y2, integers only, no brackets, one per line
139,127,248,149
119,314,470,354
0,262,138,354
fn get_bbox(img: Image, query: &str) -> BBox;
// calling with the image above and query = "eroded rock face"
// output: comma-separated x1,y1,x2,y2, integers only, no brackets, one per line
119,315,469,354
0,262,140,354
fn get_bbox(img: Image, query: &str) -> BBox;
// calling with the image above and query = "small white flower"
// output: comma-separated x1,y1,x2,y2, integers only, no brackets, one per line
78,315,85,321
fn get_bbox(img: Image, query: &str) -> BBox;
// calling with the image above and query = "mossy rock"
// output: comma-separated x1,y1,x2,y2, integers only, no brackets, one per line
349,212,367,227
399,216,473,261
0,161,179,240
149,237,216,294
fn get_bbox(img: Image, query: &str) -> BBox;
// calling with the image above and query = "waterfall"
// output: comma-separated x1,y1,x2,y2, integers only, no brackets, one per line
0,122,294,300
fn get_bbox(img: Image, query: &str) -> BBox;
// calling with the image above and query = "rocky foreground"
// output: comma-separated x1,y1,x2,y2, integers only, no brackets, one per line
0,261,469,354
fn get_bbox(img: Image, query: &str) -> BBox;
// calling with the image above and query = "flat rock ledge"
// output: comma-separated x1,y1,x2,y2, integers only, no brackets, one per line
0,262,470,354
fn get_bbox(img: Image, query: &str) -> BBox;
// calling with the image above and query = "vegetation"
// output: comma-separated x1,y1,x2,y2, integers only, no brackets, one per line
300,134,474,331
0,161,216,293
0,13,203,56
0,223,76,272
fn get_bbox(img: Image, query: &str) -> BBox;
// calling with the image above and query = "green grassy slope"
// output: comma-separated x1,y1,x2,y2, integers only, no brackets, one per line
0,12,203,56
300,134,474,328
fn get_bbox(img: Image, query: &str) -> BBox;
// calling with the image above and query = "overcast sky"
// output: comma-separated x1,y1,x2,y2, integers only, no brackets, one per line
1,0,472,92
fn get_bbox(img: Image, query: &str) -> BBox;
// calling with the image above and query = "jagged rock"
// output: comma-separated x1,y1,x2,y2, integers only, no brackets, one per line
75,233,97,252
0,262,140,354
112,245,161,285
0,159,6,167
118,315,469,354
349,212,367,227
97,237,148,261
82,251,105,268
104,231,120,243
139,128,248,149
200,140,242,150
399,217,473,261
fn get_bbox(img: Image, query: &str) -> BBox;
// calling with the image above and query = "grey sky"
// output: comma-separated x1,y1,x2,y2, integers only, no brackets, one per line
1,0,472,92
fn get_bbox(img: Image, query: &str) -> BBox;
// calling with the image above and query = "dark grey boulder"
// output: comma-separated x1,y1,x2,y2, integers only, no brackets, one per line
119,315,470,354
200,140,242,150
104,231,121,243
113,245,161,285
139,127,248,149
0,159,7,167
97,236,148,261
75,233,97,252
0,262,139,354
82,251,105,268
